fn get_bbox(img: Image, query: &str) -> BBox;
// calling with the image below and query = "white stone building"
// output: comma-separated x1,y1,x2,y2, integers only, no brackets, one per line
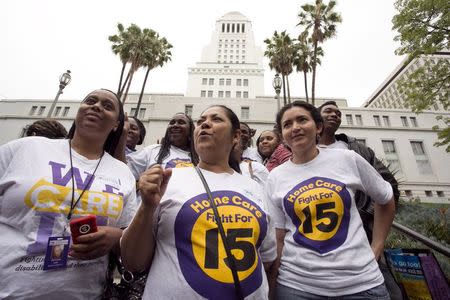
0,12,449,204
186,11,265,99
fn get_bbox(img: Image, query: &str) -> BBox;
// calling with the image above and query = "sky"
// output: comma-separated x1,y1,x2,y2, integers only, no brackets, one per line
0,0,405,107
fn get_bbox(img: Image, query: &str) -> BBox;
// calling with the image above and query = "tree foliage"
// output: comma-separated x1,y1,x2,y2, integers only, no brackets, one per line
392,0,450,151
292,32,323,103
298,0,342,106
108,23,172,105
264,31,296,105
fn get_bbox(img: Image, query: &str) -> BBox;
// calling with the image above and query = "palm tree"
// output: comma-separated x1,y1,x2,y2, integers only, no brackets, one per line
264,31,295,105
109,23,130,97
119,24,149,104
109,23,149,104
292,32,323,103
298,0,342,106
135,34,173,117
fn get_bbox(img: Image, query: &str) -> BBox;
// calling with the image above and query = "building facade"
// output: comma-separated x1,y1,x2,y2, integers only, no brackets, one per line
0,12,449,204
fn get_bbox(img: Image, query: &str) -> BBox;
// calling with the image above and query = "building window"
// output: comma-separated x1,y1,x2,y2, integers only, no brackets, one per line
62,107,70,117
37,106,46,116
209,78,214,85
355,115,363,126
425,190,433,197
410,141,432,174
226,79,231,86
405,190,413,197
355,138,366,146
346,114,353,126
373,115,381,126
237,79,242,86
202,78,207,85
401,116,409,127
227,23,230,33
225,91,231,98
208,91,213,98
243,79,248,86
243,91,249,98
201,90,206,97
222,23,225,32
242,24,245,33
185,105,193,117
241,107,249,120
410,117,418,127
236,91,241,98
437,191,445,197
382,140,402,173
138,108,146,119
54,106,62,116
29,106,38,116
130,108,137,116
219,78,224,85
218,91,224,98
382,116,391,127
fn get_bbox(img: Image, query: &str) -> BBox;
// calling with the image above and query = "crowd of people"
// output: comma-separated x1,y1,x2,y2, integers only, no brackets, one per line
0,89,400,300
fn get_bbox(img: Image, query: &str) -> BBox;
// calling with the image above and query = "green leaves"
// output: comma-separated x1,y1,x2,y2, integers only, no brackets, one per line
392,0,449,57
296,0,342,105
392,0,449,151
108,23,172,103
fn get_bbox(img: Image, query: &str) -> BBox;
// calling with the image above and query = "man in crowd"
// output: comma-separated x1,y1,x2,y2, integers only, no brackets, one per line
318,100,402,299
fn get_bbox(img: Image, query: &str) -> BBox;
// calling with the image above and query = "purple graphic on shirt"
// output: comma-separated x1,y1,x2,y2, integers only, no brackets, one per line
165,158,193,169
174,190,267,299
26,161,120,255
283,176,351,254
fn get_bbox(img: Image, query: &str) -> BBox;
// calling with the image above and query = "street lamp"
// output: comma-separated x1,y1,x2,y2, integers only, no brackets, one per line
272,73,282,112
47,70,71,117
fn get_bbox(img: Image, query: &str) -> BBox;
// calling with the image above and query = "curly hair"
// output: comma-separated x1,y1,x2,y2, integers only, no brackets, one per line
25,119,68,139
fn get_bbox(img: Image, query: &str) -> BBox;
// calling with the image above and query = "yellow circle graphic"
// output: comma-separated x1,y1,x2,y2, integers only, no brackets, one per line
191,205,260,283
293,187,344,241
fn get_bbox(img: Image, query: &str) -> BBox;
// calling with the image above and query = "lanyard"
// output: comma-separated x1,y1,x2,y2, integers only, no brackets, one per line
67,139,104,221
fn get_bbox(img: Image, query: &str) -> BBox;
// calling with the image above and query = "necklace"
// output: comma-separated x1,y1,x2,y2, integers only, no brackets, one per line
67,139,104,221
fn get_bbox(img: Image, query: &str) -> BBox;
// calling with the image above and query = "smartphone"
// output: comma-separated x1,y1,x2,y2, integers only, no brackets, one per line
69,215,98,243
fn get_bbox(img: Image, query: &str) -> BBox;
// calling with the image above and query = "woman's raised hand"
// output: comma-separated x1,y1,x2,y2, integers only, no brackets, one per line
138,164,172,210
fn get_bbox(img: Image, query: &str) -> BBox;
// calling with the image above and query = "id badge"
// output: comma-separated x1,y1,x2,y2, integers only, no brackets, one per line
43,236,70,270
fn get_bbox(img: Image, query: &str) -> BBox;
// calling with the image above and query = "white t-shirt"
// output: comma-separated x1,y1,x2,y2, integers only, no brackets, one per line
0,137,137,299
242,147,263,164
127,144,194,179
141,167,276,300
266,148,393,296
318,140,348,150
239,161,269,188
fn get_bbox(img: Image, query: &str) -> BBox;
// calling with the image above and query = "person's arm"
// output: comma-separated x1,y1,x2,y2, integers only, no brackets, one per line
120,165,172,272
353,151,396,260
268,229,286,300
371,197,395,260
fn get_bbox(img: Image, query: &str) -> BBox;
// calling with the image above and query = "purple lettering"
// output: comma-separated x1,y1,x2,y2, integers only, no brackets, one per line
103,184,124,197
49,161,95,190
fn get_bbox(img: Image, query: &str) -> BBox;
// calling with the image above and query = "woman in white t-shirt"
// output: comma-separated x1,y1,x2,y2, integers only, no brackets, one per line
231,139,269,188
121,105,276,299
266,101,395,299
0,89,137,299
125,116,147,155
127,112,199,179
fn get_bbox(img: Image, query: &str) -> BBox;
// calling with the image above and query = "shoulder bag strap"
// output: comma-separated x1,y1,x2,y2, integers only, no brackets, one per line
194,167,244,300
